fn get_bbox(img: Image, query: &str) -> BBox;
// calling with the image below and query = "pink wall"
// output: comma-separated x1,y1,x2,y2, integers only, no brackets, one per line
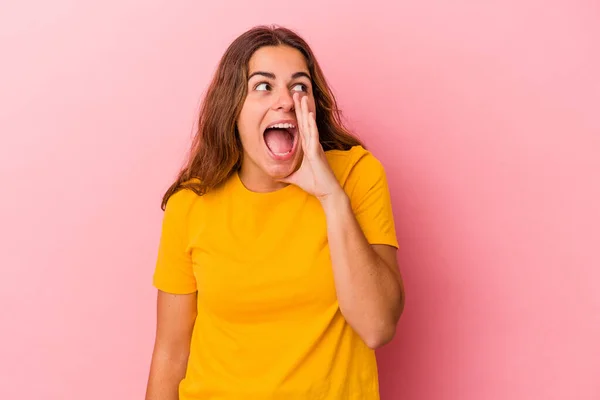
1,1,599,399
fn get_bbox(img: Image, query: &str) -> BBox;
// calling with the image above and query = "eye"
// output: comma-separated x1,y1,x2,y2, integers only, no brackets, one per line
292,83,308,92
255,82,270,91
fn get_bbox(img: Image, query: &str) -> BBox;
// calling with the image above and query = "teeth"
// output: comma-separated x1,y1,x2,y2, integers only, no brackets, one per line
267,123,296,129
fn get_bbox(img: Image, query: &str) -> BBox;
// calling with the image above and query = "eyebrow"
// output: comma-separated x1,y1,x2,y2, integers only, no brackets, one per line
248,71,311,80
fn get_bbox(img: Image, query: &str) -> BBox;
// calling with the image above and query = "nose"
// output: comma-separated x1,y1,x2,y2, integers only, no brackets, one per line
272,87,295,112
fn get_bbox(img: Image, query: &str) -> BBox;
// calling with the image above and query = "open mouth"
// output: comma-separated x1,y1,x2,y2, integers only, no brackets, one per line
263,122,298,159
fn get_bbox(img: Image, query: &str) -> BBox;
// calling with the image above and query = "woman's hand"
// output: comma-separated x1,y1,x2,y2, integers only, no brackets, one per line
278,93,344,202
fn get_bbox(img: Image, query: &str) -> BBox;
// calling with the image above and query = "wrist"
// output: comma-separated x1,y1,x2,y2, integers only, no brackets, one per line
319,187,350,214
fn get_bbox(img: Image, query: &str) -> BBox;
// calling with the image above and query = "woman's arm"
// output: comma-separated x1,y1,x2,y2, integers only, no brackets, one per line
281,93,404,349
145,290,197,400
321,191,405,349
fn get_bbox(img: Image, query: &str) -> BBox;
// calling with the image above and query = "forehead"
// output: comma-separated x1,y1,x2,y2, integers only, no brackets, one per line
248,45,309,76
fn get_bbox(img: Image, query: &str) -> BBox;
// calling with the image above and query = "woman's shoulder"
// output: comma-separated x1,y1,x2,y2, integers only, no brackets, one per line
162,186,201,218
325,145,386,184
163,177,211,214
164,174,236,214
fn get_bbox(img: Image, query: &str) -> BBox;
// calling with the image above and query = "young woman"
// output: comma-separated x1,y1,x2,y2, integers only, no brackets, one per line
145,25,405,400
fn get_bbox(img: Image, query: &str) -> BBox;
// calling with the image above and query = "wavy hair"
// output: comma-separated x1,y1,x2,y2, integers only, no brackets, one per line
161,25,364,210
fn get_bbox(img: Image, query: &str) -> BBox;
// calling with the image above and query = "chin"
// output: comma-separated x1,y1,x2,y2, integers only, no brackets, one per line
263,155,301,180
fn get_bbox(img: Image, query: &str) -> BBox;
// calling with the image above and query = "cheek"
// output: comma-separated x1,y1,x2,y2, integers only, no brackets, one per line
240,100,266,126
309,98,317,114
237,107,255,134
304,93,316,112
237,107,264,149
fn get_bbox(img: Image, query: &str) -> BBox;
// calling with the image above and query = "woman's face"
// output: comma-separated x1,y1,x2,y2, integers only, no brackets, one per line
236,45,316,191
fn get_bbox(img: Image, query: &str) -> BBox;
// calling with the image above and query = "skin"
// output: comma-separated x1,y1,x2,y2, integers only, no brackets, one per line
237,45,315,192
280,77,405,349
145,292,196,400
238,45,405,347
145,44,405,399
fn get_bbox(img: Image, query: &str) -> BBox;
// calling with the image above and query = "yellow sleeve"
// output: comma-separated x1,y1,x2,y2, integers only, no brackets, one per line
346,152,399,249
152,189,198,294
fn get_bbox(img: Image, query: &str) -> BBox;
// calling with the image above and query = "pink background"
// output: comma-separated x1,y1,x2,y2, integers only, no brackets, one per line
1,1,599,399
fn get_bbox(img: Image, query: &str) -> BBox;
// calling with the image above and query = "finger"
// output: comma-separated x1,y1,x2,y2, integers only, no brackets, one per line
301,96,311,149
300,95,308,137
305,99,318,152
308,111,319,150
277,170,299,186
294,93,307,147
293,92,300,123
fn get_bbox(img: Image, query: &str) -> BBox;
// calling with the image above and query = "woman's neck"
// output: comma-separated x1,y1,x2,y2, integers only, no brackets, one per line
238,163,290,193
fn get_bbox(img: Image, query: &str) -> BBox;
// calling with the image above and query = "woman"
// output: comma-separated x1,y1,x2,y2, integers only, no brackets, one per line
145,25,405,400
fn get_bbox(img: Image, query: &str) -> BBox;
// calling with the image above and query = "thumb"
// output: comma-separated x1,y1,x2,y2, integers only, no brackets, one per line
277,167,305,186
277,172,297,185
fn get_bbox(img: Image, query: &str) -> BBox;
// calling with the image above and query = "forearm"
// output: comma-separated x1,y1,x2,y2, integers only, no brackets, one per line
145,347,189,400
321,190,404,349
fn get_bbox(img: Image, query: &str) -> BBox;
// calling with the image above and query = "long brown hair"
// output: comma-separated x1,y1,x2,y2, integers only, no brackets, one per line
161,25,365,210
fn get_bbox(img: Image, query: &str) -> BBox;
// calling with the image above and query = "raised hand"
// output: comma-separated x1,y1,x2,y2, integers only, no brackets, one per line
278,93,344,201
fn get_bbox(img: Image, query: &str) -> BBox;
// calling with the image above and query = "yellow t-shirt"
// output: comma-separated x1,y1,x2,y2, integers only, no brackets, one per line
153,145,398,400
